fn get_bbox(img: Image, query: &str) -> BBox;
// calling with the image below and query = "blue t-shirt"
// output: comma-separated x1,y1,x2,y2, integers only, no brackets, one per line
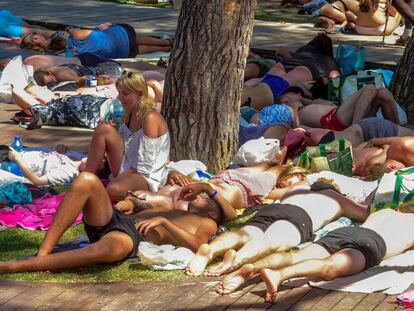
0,10,22,37
66,25,130,59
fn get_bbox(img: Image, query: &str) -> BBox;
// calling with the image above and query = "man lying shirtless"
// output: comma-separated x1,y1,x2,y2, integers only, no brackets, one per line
187,187,369,278
0,172,228,273
259,206,414,302
114,161,305,219
352,136,414,177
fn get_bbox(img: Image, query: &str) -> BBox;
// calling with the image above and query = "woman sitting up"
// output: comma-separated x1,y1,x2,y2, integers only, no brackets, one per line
84,71,170,202
345,0,401,35
20,22,173,58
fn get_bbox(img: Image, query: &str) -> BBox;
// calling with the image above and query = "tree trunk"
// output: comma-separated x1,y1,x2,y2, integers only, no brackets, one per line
162,0,257,172
392,34,414,123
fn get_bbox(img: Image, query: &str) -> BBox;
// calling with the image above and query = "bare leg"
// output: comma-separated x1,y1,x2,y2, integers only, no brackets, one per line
106,170,150,202
263,124,290,141
283,66,313,85
186,226,264,276
38,172,118,255
319,4,346,23
261,248,366,302
245,63,262,80
210,220,302,277
136,34,172,47
370,88,399,124
84,122,124,176
218,243,328,294
337,85,377,125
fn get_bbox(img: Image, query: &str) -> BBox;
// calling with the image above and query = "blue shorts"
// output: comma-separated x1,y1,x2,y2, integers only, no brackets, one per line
0,10,22,37
261,73,290,102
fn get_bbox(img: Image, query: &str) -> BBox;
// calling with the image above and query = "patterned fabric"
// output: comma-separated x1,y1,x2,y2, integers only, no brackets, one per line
31,95,107,129
259,104,293,126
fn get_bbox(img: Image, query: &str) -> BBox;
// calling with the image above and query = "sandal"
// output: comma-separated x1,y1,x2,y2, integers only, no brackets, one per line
11,110,33,123
19,114,42,130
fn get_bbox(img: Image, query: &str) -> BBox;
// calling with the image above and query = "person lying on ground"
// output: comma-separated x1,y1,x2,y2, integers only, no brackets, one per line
114,162,304,219
345,0,401,35
241,62,313,110
352,136,414,178
186,186,370,277
20,22,173,58
245,34,341,83
0,171,226,273
83,71,168,202
7,144,83,186
305,116,414,146
257,205,414,302
245,84,399,131
0,9,55,39
315,0,359,30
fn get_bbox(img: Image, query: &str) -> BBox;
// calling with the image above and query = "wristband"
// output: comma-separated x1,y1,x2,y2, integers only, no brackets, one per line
209,190,218,198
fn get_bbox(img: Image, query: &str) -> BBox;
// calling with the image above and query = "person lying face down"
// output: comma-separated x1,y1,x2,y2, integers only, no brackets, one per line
186,184,370,278
0,172,225,274
257,205,414,302
114,163,309,219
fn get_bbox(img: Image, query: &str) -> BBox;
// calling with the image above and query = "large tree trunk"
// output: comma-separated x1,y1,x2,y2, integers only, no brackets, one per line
392,34,414,123
162,0,257,172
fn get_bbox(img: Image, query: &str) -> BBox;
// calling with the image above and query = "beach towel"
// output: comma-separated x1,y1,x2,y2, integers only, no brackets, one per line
0,182,32,207
309,249,414,294
0,192,82,230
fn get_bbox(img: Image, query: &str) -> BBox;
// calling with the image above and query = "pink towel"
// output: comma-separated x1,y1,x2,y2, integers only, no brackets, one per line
0,193,82,230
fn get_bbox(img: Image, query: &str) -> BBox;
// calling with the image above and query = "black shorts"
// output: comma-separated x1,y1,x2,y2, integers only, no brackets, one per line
314,227,386,269
83,209,144,260
244,203,313,243
117,23,137,58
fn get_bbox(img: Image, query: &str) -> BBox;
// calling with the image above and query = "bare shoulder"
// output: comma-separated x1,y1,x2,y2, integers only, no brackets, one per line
142,111,167,138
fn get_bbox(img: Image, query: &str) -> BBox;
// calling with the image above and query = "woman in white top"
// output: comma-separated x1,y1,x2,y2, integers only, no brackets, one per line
84,71,170,201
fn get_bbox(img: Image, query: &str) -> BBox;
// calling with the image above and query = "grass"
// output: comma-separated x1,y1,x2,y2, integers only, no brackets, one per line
0,212,254,283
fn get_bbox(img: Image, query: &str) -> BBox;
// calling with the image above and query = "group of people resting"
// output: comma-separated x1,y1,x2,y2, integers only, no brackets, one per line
2,21,414,303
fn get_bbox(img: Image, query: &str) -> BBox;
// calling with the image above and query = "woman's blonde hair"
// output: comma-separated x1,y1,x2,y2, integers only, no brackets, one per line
278,166,309,183
116,71,154,119
359,0,379,13
20,34,46,53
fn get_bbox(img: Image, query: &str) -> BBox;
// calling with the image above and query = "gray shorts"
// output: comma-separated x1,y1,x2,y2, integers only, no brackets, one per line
356,117,398,142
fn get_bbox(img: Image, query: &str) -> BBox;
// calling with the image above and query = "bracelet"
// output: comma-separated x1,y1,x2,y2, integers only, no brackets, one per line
209,190,218,198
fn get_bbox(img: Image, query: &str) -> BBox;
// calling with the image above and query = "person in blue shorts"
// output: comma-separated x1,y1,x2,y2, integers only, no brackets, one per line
241,62,313,110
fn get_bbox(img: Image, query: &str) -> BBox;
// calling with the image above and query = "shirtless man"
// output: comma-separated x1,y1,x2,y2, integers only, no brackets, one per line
259,206,414,302
352,136,414,177
0,172,228,273
186,187,369,278
114,161,300,219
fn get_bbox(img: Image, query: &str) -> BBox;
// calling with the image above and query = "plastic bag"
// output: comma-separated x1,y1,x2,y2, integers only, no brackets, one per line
233,137,280,166
138,242,194,270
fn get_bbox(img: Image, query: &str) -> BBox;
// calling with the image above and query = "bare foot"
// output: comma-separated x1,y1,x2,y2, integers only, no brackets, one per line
260,268,282,303
186,244,212,276
216,264,255,295
205,249,237,276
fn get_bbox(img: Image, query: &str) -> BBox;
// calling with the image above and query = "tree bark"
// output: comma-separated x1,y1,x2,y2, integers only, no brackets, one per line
162,0,257,172
392,34,414,123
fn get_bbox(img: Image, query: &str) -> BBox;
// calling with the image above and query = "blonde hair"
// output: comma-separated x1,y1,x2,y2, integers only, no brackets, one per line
20,34,46,53
116,71,154,119
278,166,309,183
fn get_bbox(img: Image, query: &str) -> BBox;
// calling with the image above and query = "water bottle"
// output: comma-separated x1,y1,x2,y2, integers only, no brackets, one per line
11,136,23,152
112,99,124,129
0,161,23,176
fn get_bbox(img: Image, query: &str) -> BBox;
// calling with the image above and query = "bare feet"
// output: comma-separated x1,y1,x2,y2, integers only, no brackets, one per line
205,249,237,276
216,263,255,295
186,244,212,276
260,268,282,303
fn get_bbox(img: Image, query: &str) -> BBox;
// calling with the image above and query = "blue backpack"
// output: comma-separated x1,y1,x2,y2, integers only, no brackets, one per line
336,43,365,76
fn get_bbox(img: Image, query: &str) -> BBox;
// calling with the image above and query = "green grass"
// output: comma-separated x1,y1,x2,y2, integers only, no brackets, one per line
0,211,254,283
0,225,189,283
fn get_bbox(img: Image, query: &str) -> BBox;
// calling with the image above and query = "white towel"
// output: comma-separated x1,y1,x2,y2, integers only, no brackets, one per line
308,249,414,295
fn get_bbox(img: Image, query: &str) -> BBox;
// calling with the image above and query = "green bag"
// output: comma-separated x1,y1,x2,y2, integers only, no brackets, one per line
296,138,353,176
371,167,414,212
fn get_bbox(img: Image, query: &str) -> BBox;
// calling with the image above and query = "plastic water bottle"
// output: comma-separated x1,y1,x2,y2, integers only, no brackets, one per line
112,99,124,129
0,161,23,176
11,136,23,152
